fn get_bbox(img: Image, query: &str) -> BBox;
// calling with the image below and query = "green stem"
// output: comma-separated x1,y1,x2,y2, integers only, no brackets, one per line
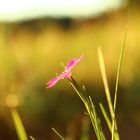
11,109,28,140
69,77,106,140
52,128,65,140
69,77,88,104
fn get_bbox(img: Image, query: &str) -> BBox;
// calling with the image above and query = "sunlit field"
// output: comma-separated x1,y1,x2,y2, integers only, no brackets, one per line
0,4,140,140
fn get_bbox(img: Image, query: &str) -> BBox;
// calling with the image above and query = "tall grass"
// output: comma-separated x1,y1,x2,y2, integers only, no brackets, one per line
98,30,126,140
7,32,126,140
98,47,119,140
51,32,126,139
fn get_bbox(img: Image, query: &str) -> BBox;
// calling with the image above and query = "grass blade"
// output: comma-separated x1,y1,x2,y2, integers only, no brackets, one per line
97,47,114,119
29,136,36,140
89,96,106,140
114,29,127,112
112,30,127,140
52,128,65,140
11,109,28,140
69,77,106,140
98,47,120,140
99,103,111,132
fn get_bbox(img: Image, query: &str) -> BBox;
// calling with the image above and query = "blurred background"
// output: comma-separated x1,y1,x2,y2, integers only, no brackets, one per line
0,0,140,139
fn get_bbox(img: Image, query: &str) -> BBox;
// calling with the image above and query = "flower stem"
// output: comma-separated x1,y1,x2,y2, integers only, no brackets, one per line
69,77,106,140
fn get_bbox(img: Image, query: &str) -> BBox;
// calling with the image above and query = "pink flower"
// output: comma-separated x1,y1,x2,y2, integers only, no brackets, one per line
47,55,83,88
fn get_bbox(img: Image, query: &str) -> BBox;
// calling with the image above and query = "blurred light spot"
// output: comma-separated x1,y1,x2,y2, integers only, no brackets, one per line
0,0,125,22
5,94,20,108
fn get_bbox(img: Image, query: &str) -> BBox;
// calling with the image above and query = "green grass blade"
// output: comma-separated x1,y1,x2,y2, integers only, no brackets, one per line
98,47,120,140
97,47,114,119
99,103,111,132
69,77,106,140
69,78,98,138
114,29,127,111
88,96,101,140
89,96,106,140
99,104,119,140
11,109,28,140
112,30,127,140
52,128,65,140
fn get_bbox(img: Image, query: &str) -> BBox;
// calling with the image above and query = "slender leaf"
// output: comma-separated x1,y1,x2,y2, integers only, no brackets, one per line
112,29,127,140
52,128,65,140
97,47,114,119
29,136,36,140
99,103,111,132
11,109,28,140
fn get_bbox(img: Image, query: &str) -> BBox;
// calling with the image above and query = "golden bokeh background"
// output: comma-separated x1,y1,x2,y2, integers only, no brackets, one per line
0,1,140,139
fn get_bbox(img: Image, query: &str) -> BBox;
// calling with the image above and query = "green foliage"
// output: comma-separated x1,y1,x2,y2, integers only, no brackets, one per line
11,109,28,140
70,77,106,140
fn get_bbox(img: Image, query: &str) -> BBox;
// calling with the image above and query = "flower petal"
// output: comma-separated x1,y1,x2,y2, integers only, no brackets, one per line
47,76,61,88
65,55,83,73
47,55,83,88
